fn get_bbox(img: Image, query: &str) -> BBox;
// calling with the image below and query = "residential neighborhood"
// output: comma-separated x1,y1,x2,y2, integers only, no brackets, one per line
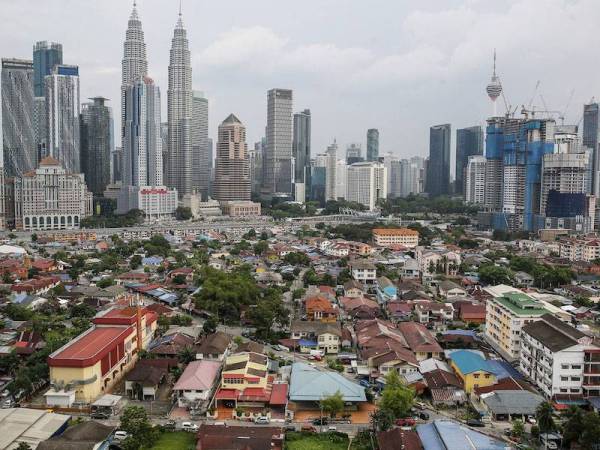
0,218,600,450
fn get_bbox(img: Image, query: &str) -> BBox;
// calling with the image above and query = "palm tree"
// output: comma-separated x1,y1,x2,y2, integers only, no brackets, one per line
561,406,584,447
535,401,555,434
178,346,196,364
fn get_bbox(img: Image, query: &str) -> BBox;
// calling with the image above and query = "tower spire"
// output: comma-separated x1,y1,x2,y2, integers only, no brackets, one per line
493,48,497,76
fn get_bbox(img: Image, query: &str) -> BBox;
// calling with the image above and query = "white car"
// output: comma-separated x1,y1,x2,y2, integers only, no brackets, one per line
526,416,537,424
254,416,270,424
181,422,199,432
114,431,128,441
546,442,558,450
327,426,337,432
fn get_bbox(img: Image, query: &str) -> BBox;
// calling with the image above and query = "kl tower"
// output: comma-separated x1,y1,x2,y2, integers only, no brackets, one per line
486,50,502,116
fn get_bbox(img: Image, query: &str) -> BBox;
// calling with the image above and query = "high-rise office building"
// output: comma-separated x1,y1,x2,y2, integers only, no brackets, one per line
122,77,162,187
293,109,311,202
367,129,379,162
213,114,250,202
346,143,362,161
121,2,148,145
583,103,600,197
33,41,62,98
455,125,483,195
325,141,337,201
335,159,347,200
167,11,193,198
45,64,80,173
383,153,400,198
250,140,265,196
112,147,123,184
263,88,293,199
80,97,112,195
465,155,487,205
1,58,36,177
426,124,451,197
346,161,387,210
192,91,209,198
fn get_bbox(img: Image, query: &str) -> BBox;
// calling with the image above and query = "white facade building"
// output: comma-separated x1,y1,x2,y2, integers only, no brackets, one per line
263,88,293,198
117,185,177,220
465,155,487,204
335,159,347,200
14,156,93,231
325,141,337,201
520,314,600,398
346,161,387,210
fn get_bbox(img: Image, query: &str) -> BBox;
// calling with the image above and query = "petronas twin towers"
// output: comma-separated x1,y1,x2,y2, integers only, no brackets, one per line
121,1,205,198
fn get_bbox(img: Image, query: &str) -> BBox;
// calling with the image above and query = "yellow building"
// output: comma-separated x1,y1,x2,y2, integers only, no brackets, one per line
372,228,419,248
215,352,271,408
47,306,157,405
449,350,496,393
484,286,548,360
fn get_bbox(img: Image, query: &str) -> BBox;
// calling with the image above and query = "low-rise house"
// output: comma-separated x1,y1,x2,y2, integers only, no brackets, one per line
376,276,397,303
349,260,377,285
343,280,364,298
290,321,341,354
196,331,232,361
448,350,497,394
37,420,114,450
372,228,419,249
514,271,535,288
305,295,338,322
455,302,486,325
173,360,221,408
480,390,544,421
398,322,443,360
148,332,195,358
414,302,454,325
401,258,420,279
362,340,419,378
124,363,167,400
339,296,380,320
387,301,412,322
197,424,284,450
416,420,507,450
423,368,467,406
377,428,423,450
438,280,467,299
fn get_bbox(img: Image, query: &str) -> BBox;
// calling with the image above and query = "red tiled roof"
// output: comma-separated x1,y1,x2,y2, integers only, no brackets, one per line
269,383,288,406
240,388,270,402
215,389,240,400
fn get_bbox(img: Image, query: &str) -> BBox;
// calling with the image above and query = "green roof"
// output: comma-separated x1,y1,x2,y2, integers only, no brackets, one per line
495,292,548,317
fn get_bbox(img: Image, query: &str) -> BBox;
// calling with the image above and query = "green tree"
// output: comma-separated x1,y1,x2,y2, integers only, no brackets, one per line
535,401,555,434
370,408,394,432
178,346,195,364
203,317,218,335
129,254,142,270
119,406,159,450
478,264,513,285
253,240,269,256
16,443,32,450
283,252,311,266
379,371,415,418
175,206,193,220
562,406,585,447
511,419,525,439
320,391,344,418
581,411,600,450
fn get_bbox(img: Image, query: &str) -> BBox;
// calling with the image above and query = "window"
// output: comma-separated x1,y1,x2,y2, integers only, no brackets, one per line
572,365,581,370
561,376,568,381
473,374,480,379
561,364,569,370
571,377,581,382
560,388,568,393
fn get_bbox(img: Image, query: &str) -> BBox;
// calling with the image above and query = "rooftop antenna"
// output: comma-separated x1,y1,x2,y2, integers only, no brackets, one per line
179,0,182,16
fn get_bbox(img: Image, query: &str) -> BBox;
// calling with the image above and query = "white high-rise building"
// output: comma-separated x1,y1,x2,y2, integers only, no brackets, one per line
263,88,293,199
325,141,337,201
192,91,209,198
346,161,387,210
45,64,80,173
167,10,193,198
121,1,148,144
465,156,487,205
335,159,347,200
383,153,401,198
123,76,163,187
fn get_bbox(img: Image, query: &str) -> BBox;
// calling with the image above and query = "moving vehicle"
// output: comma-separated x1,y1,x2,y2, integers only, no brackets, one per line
327,426,337,432
312,418,328,426
182,422,199,432
114,431,128,441
419,412,430,420
254,416,270,424
466,419,485,427
359,379,371,388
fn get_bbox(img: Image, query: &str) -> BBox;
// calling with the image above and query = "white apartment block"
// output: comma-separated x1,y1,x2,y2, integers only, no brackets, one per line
465,155,486,204
117,185,177,220
541,151,589,215
520,314,600,399
14,157,93,231
349,260,377,284
346,161,387,210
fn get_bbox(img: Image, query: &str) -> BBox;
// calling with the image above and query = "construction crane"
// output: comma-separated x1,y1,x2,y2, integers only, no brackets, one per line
558,89,575,125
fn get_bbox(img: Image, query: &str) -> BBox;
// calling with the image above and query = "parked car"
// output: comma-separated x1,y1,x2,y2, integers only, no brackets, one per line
284,425,296,432
526,416,537,424
114,431,128,441
301,425,317,433
254,416,270,424
164,420,176,431
419,412,430,420
359,379,371,388
396,418,416,427
91,411,110,420
1,398,15,409
312,418,328,426
466,419,485,427
182,422,199,432
327,426,337,432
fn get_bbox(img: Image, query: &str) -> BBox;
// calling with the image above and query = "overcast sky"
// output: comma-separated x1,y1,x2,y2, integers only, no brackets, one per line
2,0,600,164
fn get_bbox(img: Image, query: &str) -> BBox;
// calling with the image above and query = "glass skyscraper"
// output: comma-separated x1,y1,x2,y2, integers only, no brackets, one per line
367,128,379,161
80,97,112,195
426,124,451,197
293,109,311,202
33,41,62,97
455,125,483,195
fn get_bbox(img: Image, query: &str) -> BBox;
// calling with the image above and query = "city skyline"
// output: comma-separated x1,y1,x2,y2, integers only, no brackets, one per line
3,1,599,165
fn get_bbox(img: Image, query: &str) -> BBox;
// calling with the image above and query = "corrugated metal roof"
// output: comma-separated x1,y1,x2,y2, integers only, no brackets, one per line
289,362,366,402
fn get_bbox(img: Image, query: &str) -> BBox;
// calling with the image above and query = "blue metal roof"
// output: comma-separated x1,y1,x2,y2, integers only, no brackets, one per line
289,363,366,402
449,350,494,375
486,359,523,380
417,420,507,450
298,339,317,348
